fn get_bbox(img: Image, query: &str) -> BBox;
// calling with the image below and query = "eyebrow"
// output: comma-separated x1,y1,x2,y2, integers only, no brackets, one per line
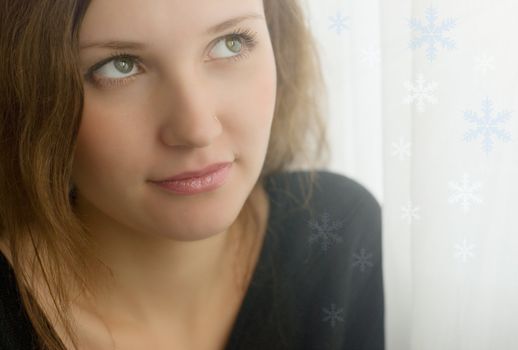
79,12,264,50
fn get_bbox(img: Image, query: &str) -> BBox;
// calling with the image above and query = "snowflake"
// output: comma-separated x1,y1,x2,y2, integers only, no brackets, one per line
463,97,512,155
401,200,421,225
473,54,496,76
408,5,457,62
322,303,345,328
447,173,483,213
329,10,350,35
403,73,438,113
307,211,344,252
391,138,412,161
360,44,381,67
454,239,475,263
352,248,374,272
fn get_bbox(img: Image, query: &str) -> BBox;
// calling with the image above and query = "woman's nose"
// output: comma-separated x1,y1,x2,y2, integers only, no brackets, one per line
158,69,222,148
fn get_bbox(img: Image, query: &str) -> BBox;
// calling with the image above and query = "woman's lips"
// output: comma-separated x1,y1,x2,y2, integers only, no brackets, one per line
151,162,233,195
153,162,233,182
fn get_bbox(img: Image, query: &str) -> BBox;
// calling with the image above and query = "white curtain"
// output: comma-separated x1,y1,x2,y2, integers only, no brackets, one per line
303,0,518,349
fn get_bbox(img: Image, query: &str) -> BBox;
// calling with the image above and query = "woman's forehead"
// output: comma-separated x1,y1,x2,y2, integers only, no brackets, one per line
79,0,265,44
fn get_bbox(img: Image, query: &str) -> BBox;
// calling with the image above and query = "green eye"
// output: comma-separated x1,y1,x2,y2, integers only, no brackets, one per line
225,36,242,53
113,58,134,74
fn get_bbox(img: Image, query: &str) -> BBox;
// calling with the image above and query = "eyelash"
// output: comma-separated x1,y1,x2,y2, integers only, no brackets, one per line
84,27,259,88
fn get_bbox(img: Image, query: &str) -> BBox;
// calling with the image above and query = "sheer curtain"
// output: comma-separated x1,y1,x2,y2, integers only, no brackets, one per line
303,0,518,349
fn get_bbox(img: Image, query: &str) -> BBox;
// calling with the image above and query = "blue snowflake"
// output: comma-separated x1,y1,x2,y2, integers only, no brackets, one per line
307,211,344,252
322,303,345,328
463,97,512,155
352,248,374,272
329,10,350,35
408,5,457,62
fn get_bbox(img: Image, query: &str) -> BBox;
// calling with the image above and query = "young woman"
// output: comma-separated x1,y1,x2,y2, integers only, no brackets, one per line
0,0,384,349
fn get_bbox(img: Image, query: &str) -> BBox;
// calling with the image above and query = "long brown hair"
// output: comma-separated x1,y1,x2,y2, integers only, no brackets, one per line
0,0,330,349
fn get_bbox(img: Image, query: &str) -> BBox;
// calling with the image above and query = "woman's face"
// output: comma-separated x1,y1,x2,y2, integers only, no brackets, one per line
73,0,277,242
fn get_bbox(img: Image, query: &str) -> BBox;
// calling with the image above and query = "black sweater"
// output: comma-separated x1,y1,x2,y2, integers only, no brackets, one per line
0,170,385,350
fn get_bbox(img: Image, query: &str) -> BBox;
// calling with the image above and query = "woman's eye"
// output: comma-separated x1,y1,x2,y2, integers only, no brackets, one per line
210,35,246,60
208,29,259,62
95,57,139,80
85,29,258,88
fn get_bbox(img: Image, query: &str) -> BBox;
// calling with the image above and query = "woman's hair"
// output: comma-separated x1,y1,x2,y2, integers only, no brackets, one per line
0,0,330,349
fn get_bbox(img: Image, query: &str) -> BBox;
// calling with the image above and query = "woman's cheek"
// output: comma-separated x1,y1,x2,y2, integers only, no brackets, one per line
74,101,134,178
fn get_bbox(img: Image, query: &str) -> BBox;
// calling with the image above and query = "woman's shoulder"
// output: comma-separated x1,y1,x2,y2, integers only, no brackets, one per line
263,168,382,269
260,170,384,349
264,169,381,224
0,243,41,349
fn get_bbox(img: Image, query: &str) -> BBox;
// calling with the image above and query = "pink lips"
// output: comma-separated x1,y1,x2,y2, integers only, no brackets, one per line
150,162,233,195
154,162,232,182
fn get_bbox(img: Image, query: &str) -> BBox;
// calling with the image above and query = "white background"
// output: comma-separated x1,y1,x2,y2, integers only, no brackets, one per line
303,0,518,349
